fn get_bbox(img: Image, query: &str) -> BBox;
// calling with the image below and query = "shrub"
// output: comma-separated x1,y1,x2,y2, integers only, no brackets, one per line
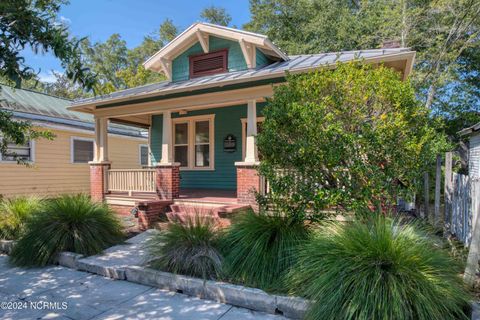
11,194,124,266
221,210,310,292
0,196,44,240
146,214,223,280
257,62,447,216
290,216,470,320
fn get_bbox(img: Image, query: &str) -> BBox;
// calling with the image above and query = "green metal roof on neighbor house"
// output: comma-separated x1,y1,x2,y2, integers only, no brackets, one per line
0,85,146,137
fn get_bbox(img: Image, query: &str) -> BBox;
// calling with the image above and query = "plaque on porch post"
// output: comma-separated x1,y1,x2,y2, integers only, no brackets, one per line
223,134,236,152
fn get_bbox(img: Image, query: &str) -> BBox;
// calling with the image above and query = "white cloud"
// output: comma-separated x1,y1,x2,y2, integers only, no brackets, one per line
39,70,62,83
60,16,71,24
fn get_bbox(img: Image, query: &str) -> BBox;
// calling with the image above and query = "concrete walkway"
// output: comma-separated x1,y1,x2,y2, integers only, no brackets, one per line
0,254,287,320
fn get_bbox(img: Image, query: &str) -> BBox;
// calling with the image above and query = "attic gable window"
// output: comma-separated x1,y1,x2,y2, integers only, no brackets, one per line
189,49,228,78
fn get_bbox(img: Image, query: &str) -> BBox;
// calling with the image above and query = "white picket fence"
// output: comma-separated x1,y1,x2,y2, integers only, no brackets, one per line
448,173,480,246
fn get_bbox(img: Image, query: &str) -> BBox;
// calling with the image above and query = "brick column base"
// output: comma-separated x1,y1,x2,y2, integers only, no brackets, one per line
89,162,110,202
236,162,261,212
136,200,171,231
155,163,180,200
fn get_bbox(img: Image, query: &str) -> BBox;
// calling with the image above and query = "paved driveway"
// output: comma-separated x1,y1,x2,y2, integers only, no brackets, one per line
0,255,287,320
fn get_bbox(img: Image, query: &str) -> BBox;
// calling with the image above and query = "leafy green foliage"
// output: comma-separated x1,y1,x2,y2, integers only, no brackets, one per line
200,6,232,26
0,196,44,240
289,216,470,320
146,215,223,280
221,210,310,292
80,19,177,95
0,0,96,90
245,0,480,137
257,62,447,217
10,194,124,266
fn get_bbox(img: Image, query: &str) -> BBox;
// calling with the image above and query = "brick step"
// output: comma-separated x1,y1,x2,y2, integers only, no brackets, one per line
166,204,250,227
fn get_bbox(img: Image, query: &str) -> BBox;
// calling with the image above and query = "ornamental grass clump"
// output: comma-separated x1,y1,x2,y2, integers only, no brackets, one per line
146,214,223,280
221,210,310,292
0,196,44,240
11,194,124,266
290,216,470,320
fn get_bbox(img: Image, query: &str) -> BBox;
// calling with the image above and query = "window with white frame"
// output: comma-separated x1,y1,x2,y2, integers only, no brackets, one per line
173,115,214,170
71,137,94,163
139,144,149,166
0,139,33,162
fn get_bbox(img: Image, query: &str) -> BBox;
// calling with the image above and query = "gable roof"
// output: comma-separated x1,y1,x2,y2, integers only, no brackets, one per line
0,85,146,137
72,48,415,109
144,22,289,79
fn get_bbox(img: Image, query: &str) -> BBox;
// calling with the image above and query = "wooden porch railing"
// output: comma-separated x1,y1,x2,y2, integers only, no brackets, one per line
107,169,157,194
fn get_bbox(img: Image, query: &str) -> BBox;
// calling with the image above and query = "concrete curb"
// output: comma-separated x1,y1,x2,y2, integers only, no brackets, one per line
124,266,308,319
0,240,15,254
76,259,126,280
55,251,84,269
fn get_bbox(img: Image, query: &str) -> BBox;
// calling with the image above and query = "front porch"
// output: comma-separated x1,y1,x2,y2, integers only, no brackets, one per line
89,98,267,212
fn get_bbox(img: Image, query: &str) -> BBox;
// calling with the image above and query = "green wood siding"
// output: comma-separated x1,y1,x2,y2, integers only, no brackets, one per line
150,103,265,190
172,36,247,82
150,114,163,165
256,48,269,67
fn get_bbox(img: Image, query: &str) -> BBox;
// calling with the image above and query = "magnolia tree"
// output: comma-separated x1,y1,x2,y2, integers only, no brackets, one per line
257,62,447,220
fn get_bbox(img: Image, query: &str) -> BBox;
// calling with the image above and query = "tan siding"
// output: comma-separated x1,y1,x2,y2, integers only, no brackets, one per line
0,127,147,198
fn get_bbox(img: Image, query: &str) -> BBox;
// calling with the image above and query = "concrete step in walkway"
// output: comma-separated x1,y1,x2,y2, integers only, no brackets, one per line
61,231,296,319
0,255,285,320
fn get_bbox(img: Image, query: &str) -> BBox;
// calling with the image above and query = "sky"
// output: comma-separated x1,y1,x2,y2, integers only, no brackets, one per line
25,0,251,83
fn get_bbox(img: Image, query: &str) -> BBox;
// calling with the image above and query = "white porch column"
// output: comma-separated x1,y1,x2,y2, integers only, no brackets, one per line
94,117,109,162
160,110,173,164
244,99,259,163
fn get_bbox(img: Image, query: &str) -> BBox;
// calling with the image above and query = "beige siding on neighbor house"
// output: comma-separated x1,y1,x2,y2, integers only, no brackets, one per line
0,127,146,198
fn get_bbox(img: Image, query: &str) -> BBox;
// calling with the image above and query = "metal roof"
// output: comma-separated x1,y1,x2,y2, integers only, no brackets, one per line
0,85,146,137
73,48,413,107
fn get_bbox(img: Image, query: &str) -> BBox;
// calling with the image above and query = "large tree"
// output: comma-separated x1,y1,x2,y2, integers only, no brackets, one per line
200,6,232,26
0,0,96,161
257,62,446,219
79,19,178,95
0,0,95,89
245,0,480,137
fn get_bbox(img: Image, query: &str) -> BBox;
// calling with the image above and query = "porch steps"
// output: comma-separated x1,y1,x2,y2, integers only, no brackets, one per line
105,194,158,206
166,203,250,227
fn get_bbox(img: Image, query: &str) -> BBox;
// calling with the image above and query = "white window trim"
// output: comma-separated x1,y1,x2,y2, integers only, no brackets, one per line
241,117,264,160
139,144,149,166
172,114,215,171
70,136,95,164
0,138,35,164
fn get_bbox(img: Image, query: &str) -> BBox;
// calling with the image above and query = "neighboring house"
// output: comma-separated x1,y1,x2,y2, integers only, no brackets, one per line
0,85,148,198
68,23,416,226
459,122,480,178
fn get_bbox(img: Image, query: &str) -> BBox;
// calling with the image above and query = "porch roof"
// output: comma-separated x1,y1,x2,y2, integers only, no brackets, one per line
69,48,415,112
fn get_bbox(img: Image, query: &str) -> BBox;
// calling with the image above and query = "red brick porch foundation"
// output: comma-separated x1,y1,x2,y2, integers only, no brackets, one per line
89,162,110,202
155,164,180,200
136,200,172,231
236,163,261,211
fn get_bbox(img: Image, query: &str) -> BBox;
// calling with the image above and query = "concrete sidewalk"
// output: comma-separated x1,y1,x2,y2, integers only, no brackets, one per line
0,254,287,320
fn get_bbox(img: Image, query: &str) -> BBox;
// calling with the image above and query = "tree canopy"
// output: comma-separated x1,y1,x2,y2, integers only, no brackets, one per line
257,62,447,219
245,0,480,137
0,0,95,90
200,6,232,26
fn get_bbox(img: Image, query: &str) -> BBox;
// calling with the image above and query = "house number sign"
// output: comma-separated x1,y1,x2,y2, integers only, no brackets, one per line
223,134,236,152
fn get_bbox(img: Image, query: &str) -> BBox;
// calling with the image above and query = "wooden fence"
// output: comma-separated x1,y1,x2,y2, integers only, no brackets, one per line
443,155,480,247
